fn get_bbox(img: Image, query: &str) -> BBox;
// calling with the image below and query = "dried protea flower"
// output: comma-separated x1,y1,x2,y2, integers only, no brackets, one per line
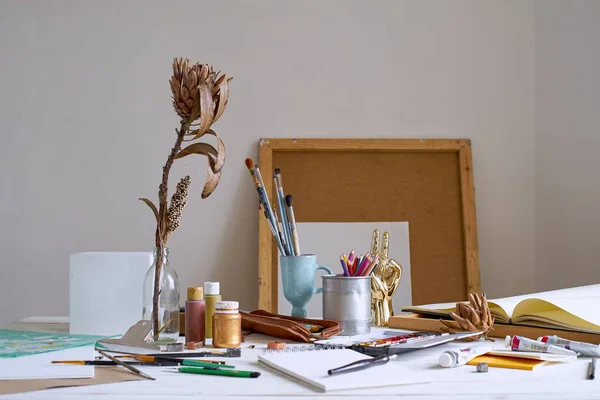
166,175,190,234
169,58,232,139
440,293,495,341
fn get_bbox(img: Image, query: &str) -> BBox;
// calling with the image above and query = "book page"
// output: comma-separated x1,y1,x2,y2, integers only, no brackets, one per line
512,297,600,332
494,284,600,320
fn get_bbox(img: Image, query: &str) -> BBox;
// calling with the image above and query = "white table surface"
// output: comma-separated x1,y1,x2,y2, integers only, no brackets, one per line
2,324,599,400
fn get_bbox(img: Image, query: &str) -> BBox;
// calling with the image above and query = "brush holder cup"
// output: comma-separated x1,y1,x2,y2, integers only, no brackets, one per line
280,254,333,318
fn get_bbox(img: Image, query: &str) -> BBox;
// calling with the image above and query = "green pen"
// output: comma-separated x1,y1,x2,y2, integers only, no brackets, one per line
178,366,260,378
180,360,235,369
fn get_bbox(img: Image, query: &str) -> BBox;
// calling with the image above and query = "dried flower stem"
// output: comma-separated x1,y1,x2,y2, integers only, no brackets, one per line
152,120,188,340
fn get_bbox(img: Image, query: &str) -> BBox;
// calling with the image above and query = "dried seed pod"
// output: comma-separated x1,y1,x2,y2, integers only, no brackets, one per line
440,293,495,341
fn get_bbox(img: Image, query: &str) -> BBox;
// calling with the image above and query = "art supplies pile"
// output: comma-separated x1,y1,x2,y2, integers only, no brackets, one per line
245,159,299,256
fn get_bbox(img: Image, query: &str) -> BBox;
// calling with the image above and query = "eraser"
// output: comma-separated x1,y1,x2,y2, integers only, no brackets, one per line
166,343,185,352
476,362,489,373
267,341,286,350
187,341,203,350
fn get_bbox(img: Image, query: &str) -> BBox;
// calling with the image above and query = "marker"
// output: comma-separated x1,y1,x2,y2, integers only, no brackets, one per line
177,366,260,378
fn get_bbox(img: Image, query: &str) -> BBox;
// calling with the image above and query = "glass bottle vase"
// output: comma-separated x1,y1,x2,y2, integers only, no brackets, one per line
142,247,180,343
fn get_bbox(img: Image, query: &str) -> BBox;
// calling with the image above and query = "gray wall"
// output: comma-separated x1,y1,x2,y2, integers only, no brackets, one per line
0,0,536,326
535,0,600,291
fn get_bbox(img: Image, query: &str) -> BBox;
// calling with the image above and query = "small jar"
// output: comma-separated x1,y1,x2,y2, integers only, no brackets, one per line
212,301,241,348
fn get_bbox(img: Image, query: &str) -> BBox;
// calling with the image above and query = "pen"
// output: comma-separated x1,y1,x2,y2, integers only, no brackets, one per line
328,354,398,376
177,366,260,378
588,358,596,380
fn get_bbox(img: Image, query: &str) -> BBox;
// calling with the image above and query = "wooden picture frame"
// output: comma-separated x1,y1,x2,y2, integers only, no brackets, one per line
258,138,481,313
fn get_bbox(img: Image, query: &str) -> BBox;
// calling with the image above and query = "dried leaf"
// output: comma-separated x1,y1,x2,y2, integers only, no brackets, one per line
210,136,226,173
169,78,180,96
139,197,159,222
188,70,198,89
200,64,209,81
175,142,218,160
181,86,190,101
201,163,221,199
213,81,229,124
196,82,214,135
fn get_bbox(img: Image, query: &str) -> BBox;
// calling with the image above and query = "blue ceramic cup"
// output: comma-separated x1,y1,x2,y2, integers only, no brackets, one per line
280,254,333,318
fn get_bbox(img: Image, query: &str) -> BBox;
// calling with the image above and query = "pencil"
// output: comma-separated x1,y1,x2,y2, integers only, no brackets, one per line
355,253,371,276
361,255,379,276
339,255,350,277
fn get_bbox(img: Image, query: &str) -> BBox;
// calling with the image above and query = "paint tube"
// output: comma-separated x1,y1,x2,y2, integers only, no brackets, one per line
505,335,577,356
538,335,600,357
439,346,493,368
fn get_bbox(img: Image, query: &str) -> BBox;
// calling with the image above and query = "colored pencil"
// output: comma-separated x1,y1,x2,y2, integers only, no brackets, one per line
348,250,355,265
339,256,350,277
362,255,379,276
355,253,371,276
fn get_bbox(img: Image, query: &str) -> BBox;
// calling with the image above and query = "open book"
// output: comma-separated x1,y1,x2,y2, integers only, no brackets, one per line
402,284,600,334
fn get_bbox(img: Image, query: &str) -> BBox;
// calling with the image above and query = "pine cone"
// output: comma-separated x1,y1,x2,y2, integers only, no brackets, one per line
440,293,495,341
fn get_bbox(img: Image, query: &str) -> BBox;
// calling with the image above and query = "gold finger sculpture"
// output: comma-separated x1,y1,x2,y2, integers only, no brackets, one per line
370,229,403,326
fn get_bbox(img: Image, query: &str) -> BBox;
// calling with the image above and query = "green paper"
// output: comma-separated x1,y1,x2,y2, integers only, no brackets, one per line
0,330,107,358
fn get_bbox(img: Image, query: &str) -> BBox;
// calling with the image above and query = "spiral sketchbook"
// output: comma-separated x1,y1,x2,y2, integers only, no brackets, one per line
257,348,431,392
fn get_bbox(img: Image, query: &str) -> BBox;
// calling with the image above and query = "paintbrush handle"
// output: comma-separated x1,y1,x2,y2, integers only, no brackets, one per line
286,205,300,255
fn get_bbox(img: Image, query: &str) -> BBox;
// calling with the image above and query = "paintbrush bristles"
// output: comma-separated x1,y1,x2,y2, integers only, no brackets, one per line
285,194,292,207
245,158,261,187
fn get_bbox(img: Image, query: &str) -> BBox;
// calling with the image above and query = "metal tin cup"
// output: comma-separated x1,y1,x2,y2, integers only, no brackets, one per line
322,275,371,336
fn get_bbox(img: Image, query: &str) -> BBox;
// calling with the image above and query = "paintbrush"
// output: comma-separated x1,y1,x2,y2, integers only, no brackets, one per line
52,360,179,366
245,158,286,254
285,194,301,255
274,170,293,255
274,169,294,255
98,350,155,381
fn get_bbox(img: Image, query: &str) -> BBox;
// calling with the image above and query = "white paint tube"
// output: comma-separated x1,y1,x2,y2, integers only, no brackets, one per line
505,335,577,356
538,335,600,357
439,346,493,368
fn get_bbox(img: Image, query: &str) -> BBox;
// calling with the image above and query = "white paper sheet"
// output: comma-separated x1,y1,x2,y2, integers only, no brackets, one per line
0,346,95,380
278,222,411,318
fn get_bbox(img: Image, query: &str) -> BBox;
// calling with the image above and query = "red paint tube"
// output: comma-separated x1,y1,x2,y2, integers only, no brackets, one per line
506,335,577,356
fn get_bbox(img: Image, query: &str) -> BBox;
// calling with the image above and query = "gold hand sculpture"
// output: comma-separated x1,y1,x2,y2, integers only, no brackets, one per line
370,229,403,326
